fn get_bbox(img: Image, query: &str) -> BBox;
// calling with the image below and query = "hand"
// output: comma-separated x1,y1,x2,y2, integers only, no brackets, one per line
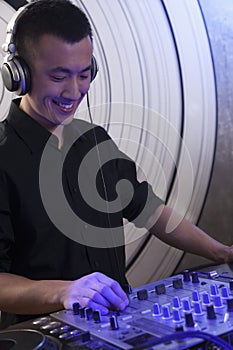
62,272,129,315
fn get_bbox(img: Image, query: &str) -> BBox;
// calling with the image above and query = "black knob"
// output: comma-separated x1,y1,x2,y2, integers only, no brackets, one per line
229,280,233,291
182,270,190,282
137,289,148,300
155,283,166,295
191,271,199,283
72,302,80,315
227,298,233,312
93,310,101,323
84,307,93,320
110,315,119,330
173,278,183,289
206,304,216,319
185,313,195,327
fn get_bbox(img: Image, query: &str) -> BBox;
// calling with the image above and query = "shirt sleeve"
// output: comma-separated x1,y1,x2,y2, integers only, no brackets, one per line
115,151,164,228
94,125,164,228
0,170,14,272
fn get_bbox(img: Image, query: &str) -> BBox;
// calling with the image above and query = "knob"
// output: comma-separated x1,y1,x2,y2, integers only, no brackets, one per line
182,298,192,313
210,284,219,296
173,296,181,309
79,307,85,318
206,304,216,319
185,313,195,327
227,298,233,312
153,303,162,316
93,310,102,323
193,302,204,316
72,302,80,315
173,278,183,289
191,272,199,283
202,292,211,305
192,290,200,302
182,270,190,282
229,280,233,291
221,286,230,299
173,308,183,323
84,307,93,320
137,289,148,300
110,315,119,330
213,295,224,309
155,283,166,295
162,304,172,319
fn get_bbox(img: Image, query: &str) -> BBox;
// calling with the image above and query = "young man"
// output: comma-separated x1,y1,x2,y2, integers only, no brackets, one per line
0,0,232,329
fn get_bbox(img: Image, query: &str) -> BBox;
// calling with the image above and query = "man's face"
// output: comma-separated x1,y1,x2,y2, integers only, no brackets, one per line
21,34,93,128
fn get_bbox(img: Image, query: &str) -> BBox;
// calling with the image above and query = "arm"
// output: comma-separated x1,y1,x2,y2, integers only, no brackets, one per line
0,272,129,316
147,205,233,263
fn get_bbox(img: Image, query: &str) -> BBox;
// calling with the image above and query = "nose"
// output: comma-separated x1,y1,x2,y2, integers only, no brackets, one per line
62,77,82,100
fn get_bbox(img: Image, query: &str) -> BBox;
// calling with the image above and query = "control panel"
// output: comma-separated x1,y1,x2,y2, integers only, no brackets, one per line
2,265,233,349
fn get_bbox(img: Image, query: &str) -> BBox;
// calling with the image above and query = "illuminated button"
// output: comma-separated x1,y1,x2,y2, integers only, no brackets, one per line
141,309,151,315
122,315,132,321
41,321,61,330
32,317,50,326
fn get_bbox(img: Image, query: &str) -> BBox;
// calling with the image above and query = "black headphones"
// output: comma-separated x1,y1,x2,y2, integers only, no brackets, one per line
1,3,98,96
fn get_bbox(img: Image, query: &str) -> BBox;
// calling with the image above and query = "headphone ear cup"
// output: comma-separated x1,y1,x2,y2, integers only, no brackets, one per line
90,55,98,82
1,56,31,95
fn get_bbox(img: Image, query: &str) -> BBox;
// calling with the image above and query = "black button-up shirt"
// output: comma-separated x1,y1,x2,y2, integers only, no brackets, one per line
0,99,163,327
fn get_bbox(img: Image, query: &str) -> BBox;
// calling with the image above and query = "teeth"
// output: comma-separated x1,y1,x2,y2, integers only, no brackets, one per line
59,102,73,109
54,101,73,109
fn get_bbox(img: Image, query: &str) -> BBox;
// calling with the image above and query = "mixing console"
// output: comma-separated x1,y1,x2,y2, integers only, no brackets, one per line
1,264,233,349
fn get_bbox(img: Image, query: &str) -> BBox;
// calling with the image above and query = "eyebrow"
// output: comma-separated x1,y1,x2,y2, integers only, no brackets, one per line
50,65,92,74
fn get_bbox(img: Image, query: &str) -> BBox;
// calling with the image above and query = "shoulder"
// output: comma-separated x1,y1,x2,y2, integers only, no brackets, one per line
72,119,113,144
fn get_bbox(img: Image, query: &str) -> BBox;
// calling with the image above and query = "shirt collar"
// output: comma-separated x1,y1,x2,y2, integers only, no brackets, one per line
7,99,94,153
7,99,51,153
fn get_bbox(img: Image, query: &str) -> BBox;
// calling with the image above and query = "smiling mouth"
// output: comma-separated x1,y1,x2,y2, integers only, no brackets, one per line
53,100,74,112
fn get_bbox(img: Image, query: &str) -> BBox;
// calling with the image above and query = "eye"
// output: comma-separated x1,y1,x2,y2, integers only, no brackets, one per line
79,73,89,80
50,75,66,82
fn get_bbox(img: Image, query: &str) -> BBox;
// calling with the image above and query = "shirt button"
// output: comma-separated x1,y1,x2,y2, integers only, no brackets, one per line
73,187,77,193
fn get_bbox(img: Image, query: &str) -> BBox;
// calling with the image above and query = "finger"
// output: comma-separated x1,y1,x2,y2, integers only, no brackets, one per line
95,273,129,302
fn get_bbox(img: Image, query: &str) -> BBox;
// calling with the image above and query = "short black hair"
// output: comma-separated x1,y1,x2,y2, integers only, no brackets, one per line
15,0,93,62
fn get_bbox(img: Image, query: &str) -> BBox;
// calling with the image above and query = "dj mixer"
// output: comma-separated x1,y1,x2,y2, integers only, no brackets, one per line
1,264,233,349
